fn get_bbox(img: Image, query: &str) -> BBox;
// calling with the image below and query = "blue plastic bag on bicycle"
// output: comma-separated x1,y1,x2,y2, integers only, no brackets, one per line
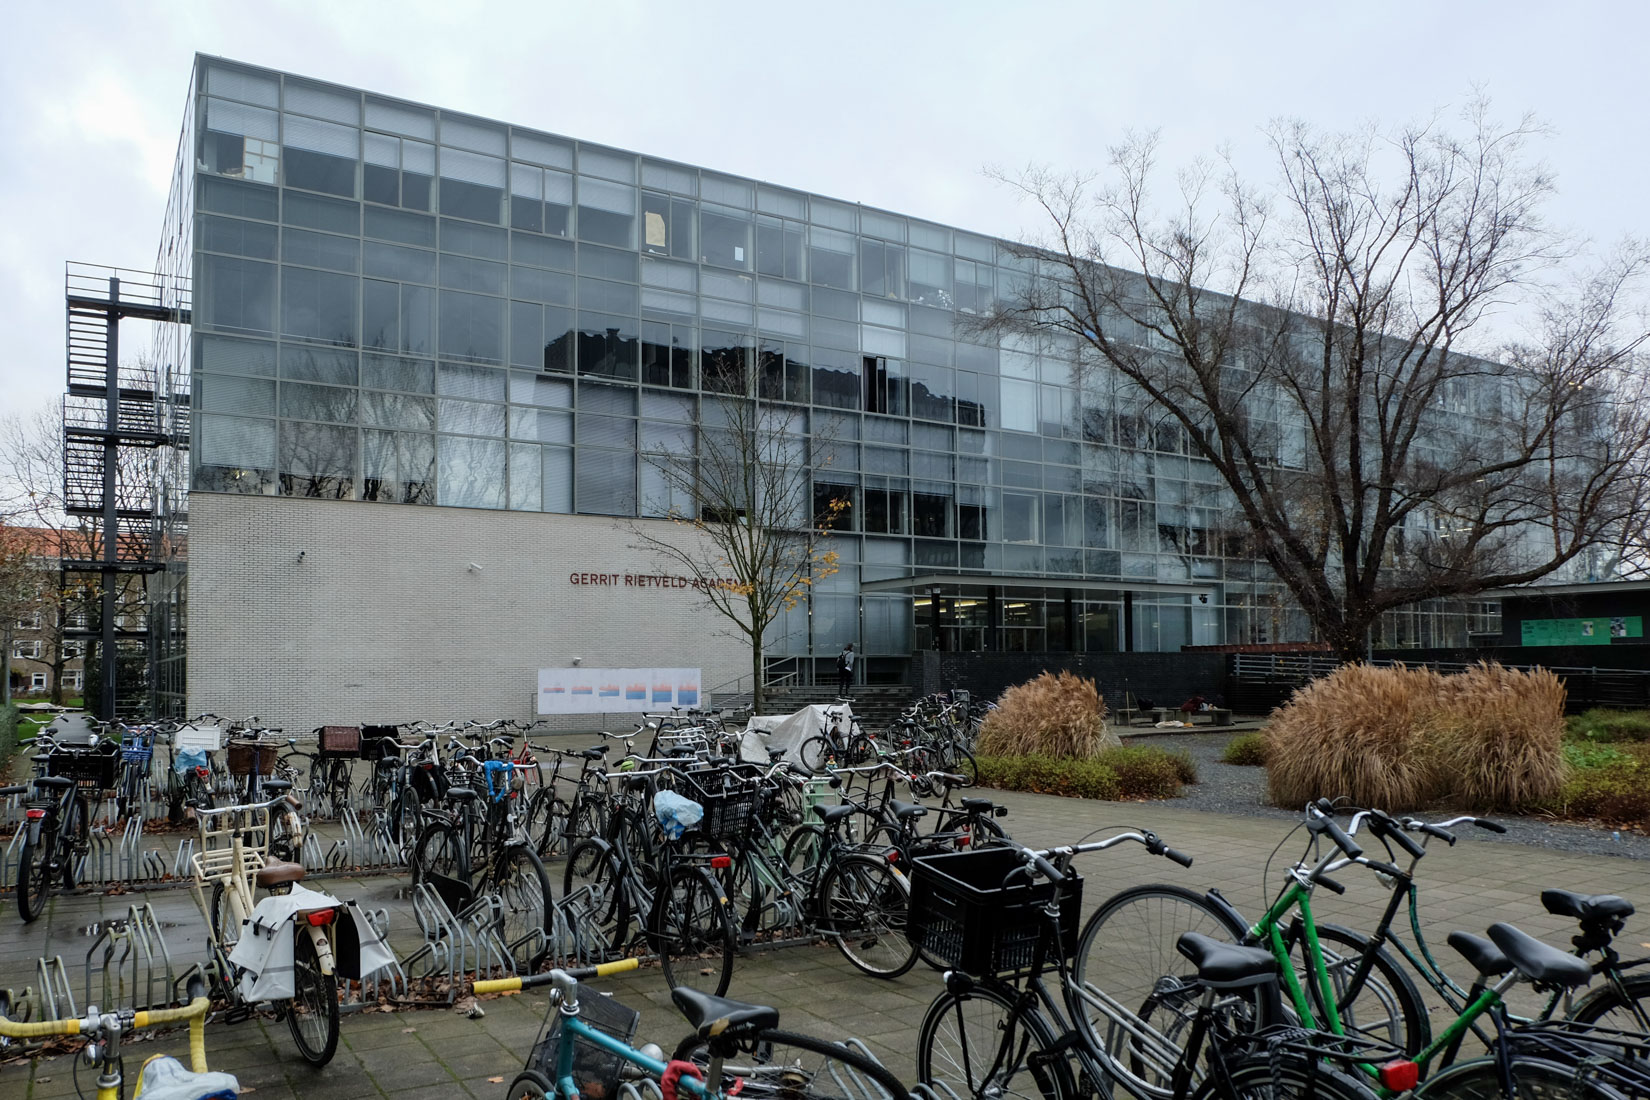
483,759,514,801
653,790,703,839
174,746,209,776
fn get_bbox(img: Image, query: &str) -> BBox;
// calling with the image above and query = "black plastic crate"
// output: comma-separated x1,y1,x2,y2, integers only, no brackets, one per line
910,846,1083,976
45,743,120,789
696,788,758,841
360,726,402,762
527,989,639,1095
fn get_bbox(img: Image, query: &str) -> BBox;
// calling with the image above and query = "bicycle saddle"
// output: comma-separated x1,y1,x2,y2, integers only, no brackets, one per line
671,987,779,1040
1485,923,1592,989
813,803,858,826
889,799,928,820
959,797,994,813
262,779,293,795
1445,931,1512,977
582,747,608,760
446,787,479,802
1175,932,1277,988
32,776,74,790
256,860,306,888
1540,888,1635,924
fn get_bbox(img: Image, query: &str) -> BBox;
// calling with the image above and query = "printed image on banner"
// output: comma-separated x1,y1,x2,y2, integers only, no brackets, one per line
537,667,703,714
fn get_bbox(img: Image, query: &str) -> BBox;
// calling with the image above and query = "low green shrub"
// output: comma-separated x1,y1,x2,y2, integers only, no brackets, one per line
1221,732,1269,766
1566,708,1650,743
1541,742,1650,824
1096,746,1186,799
976,754,1121,800
1166,749,1198,785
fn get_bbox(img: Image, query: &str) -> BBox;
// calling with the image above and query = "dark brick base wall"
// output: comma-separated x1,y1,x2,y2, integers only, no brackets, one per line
916,651,1229,710
1374,645,1650,671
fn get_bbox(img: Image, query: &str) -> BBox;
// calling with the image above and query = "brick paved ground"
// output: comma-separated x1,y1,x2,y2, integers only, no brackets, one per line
3,789,1648,1099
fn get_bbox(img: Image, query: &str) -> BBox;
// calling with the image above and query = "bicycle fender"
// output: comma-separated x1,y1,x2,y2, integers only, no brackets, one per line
305,923,338,977
24,819,43,847
1202,887,1249,936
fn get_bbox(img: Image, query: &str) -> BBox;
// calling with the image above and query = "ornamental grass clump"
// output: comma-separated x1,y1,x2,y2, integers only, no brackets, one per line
977,670,1119,759
1431,662,1566,811
1265,663,1445,810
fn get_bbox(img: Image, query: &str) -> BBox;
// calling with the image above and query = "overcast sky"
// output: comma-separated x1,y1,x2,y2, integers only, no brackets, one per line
2,0,1644,414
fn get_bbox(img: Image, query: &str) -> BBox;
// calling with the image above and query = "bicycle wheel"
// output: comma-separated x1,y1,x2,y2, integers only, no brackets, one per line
490,844,554,971
210,881,245,952
524,789,565,858
1568,971,1650,1032
1070,883,1250,1100
562,840,632,954
917,979,1074,1100
945,746,980,786
60,797,87,888
1191,1054,1382,1100
1298,921,1430,1057
818,852,916,978
506,1069,555,1100
286,928,340,1066
846,733,877,766
1418,1055,1628,1099
16,837,50,923
652,865,737,997
411,819,469,908
671,1027,910,1100
796,736,831,774
784,823,825,877
392,786,422,848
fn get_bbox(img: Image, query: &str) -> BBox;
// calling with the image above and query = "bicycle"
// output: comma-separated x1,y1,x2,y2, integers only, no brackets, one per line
0,977,225,1100
4,734,110,922
189,788,342,1065
410,752,555,972
911,832,1394,1100
473,957,911,1100
796,707,876,773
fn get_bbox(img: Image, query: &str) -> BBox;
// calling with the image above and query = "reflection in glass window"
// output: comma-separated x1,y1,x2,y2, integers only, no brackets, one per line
700,206,751,269
809,227,856,290
282,115,358,197
577,177,636,248
362,430,434,503
758,341,809,404
702,330,752,394
362,391,435,430
913,491,950,537
860,238,905,299
1001,378,1037,433
280,381,357,423
863,486,907,534
438,289,505,363
756,216,804,280
577,312,640,381
279,421,357,498
439,147,506,223
814,481,856,530
642,319,695,388
811,347,859,410
438,435,506,508
509,442,542,510
576,449,636,515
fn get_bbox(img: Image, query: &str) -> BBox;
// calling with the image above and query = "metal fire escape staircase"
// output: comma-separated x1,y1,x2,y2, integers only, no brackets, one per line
61,263,190,717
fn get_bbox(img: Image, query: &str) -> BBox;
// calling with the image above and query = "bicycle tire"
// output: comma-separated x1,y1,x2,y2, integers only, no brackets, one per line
1296,920,1431,1057
818,852,916,978
210,881,244,952
411,819,468,896
1417,1054,1628,1099
846,733,876,766
562,840,632,954
490,844,554,971
651,864,737,997
784,823,825,878
1189,1053,1383,1100
946,745,980,786
797,736,830,774
524,788,563,858
671,1026,911,1100
393,786,422,849
506,1069,555,1100
16,837,50,923
1070,883,1251,1100
286,928,340,1066
916,978,1075,1100
60,796,87,889
1567,971,1650,1033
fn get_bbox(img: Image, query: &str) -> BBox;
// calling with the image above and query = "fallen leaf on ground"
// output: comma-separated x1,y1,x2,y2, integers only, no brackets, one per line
488,1077,504,1084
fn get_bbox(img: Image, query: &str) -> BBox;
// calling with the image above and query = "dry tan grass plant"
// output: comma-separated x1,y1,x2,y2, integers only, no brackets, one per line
978,670,1119,759
1266,663,1446,810
1431,662,1566,810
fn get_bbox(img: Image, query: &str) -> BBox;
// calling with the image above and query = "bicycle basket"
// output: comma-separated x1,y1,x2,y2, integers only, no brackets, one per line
226,740,279,777
696,788,758,841
528,991,641,1096
910,847,1083,976
317,725,361,757
46,743,120,788
360,725,401,762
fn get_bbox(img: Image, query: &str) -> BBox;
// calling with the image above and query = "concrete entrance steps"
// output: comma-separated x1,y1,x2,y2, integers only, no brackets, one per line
759,684,915,728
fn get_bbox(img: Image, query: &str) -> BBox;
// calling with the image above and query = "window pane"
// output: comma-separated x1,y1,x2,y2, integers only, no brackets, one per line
700,207,751,269
509,442,541,510
438,289,505,362
438,436,506,508
575,449,635,515
362,390,435,430
281,267,359,345
362,353,434,392
362,429,434,503
199,255,277,335
279,421,357,497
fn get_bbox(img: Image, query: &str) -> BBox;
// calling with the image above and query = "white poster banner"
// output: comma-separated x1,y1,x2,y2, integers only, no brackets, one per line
537,667,704,715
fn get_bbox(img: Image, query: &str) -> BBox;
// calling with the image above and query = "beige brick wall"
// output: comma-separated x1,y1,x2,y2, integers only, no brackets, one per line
186,493,746,731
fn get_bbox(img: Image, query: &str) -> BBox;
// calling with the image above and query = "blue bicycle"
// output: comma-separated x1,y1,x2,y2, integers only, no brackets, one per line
475,960,909,1100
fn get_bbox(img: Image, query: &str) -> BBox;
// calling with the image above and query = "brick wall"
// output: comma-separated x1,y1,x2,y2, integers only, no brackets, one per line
187,493,746,731
915,650,1229,710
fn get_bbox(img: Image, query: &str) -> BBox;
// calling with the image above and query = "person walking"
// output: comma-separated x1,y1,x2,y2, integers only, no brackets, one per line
835,643,855,697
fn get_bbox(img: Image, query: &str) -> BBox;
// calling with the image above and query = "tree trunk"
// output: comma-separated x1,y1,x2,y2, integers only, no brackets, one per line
1325,621,1371,665
1,626,11,707
751,638,764,715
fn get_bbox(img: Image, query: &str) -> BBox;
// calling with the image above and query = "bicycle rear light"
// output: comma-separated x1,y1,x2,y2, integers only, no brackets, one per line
304,908,336,926
25,808,45,819
957,834,972,847
710,855,732,869
1378,1060,1419,1091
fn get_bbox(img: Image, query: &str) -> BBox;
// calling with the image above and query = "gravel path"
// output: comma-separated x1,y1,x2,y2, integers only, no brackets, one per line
1121,728,1650,862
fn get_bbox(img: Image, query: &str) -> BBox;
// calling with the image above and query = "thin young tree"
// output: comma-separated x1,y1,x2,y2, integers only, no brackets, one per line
988,102,1650,659
633,357,841,712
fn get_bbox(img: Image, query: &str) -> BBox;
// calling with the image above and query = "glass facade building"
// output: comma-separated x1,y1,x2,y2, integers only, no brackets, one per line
156,55,1498,691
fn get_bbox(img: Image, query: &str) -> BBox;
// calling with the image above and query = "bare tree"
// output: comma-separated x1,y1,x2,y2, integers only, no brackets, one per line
0,402,151,704
633,359,841,712
989,103,1650,659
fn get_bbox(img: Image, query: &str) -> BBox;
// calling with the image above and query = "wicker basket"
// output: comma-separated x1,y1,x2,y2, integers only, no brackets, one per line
317,725,361,757
226,740,279,777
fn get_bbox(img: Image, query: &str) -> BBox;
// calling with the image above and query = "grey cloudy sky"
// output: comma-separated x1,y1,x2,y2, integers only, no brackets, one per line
2,0,1644,413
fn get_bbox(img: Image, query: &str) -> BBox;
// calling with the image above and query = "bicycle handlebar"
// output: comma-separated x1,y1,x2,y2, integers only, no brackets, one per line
473,956,640,995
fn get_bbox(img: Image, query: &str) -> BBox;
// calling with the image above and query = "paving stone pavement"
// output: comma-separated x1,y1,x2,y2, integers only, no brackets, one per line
3,789,1649,1099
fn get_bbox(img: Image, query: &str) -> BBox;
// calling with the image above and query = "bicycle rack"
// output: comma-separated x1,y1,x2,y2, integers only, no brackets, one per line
83,903,178,1011
454,893,517,978
0,825,23,900
403,882,468,994
75,826,115,886
118,815,145,881
619,1082,666,1100
171,836,197,878
38,955,76,1020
